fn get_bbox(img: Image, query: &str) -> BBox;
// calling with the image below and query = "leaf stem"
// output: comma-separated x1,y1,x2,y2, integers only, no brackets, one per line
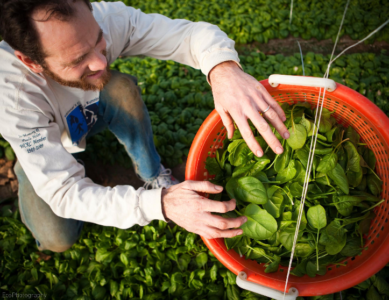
333,138,350,154
360,199,385,214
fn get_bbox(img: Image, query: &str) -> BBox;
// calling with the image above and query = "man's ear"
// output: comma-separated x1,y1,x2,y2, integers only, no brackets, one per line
14,50,44,73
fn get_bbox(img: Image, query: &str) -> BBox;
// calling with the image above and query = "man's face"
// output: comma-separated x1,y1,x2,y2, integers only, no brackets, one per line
32,1,110,91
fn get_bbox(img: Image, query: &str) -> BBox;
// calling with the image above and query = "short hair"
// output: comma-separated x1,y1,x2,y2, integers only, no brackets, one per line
0,0,93,65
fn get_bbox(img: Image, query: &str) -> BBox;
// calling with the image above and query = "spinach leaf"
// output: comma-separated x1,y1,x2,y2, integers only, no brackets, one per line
307,205,327,230
241,204,278,240
317,153,338,173
344,141,361,173
328,163,349,194
276,160,297,184
287,124,307,150
264,186,285,218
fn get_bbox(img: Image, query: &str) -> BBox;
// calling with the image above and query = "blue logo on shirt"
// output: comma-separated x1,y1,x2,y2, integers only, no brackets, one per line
66,100,99,145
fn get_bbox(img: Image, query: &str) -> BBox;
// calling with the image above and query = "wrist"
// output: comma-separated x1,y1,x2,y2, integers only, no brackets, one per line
161,188,170,222
209,61,241,85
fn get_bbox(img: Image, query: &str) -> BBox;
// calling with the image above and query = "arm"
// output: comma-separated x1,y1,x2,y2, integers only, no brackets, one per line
0,92,165,229
93,2,240,78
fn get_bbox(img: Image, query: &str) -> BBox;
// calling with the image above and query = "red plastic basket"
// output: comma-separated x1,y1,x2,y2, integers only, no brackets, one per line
185,78,389,296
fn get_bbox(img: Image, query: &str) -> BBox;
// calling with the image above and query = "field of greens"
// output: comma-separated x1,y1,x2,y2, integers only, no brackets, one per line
1,0,389,299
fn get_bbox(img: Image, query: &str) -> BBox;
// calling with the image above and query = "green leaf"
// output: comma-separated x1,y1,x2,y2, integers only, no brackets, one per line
328,163,349,194
110,280,119,297
92,286,106,300
287,124,307,149
275,143,291,172
344,141,361,172
367,174,382,196
205,157,222,175
265,255,281,273
210,264,218,282
195,252,208,268
333,195,363,217
241,204,278,240
319,220,347,255
307,205,327,230
263,186,285,218
228,177,268,204
317,153,338,173
276,160,297,184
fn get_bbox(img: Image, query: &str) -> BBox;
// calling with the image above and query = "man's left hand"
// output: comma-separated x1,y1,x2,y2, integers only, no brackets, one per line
209,61,290,156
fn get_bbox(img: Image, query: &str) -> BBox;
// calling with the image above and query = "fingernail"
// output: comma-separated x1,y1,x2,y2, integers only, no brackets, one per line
256,150,263,157
276,146,283,154
237,230,243,235
284,131,290,139
215,185,223,191
243,217,248,222
283,116,287,122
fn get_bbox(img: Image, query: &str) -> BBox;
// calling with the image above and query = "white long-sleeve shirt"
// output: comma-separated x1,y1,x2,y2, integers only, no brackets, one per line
0,1,240,228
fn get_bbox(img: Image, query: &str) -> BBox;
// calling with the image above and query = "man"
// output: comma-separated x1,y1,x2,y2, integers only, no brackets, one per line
0,0,289,252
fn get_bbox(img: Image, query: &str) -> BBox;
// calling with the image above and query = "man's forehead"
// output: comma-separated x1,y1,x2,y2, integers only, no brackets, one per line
32,1,98,62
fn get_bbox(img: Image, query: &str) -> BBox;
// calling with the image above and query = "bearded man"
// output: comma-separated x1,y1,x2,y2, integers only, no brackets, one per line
0,0,289,252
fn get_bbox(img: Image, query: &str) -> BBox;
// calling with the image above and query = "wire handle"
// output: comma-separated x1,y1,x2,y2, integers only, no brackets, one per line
236,272,299,300
268,75,337,92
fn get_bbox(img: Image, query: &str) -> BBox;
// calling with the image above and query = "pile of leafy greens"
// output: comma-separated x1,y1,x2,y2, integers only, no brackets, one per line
206,103,384,277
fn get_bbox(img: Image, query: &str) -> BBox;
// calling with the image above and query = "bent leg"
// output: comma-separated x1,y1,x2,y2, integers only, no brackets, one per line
14,161,84,253
99,70,161,181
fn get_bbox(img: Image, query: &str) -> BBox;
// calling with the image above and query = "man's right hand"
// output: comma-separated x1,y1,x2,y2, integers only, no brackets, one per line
161,180,247,239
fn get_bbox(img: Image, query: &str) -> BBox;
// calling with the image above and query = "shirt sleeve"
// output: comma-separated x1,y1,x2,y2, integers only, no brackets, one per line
0,88,166,229
93,1,242,80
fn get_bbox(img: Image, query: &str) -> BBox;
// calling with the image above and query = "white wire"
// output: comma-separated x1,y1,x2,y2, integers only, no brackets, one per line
297,41,305,76
289,0,293,25
282,0,350,297
282,5,389,298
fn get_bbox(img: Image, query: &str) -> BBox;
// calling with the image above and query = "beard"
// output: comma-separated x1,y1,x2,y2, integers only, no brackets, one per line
43,50,112,91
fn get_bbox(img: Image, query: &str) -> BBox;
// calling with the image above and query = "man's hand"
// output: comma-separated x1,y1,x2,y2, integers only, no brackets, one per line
209,61,290,156
161,180,247,239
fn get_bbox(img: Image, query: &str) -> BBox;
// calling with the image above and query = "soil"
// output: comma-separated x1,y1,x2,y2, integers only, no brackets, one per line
83,156,187,189
237,35,389,56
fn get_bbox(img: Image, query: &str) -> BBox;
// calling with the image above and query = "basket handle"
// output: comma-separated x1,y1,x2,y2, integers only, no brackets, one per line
268,74,337,92
236,272,299,300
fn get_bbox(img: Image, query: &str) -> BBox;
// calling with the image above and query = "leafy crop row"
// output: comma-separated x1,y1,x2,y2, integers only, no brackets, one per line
92,0,389,44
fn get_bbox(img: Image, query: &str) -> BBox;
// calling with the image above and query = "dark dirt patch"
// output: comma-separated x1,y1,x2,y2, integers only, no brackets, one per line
84,157,187,189
237,35,389,56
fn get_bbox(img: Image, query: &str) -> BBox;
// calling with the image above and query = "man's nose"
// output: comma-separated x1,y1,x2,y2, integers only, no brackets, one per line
88,50,107,72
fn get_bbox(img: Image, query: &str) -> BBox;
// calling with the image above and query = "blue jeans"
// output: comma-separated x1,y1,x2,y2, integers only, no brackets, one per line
14,71,160,252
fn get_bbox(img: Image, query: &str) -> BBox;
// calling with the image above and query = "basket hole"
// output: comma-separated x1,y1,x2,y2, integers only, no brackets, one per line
377,234,380,238
208,151,211,155
328,268,332,271
351,257,356,261
371,240,375,245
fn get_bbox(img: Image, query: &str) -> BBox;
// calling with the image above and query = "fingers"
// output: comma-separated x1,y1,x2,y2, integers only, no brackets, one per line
200,226,244,239
197,198,237,213
256,84,286,122
216,107,235,139
233,113,264,156
248,109,284,154
203,213,247,230
261,107,289,140
183,180,223,194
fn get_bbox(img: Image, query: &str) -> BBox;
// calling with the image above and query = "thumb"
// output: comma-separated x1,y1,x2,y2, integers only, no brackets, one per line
184,180,223,194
